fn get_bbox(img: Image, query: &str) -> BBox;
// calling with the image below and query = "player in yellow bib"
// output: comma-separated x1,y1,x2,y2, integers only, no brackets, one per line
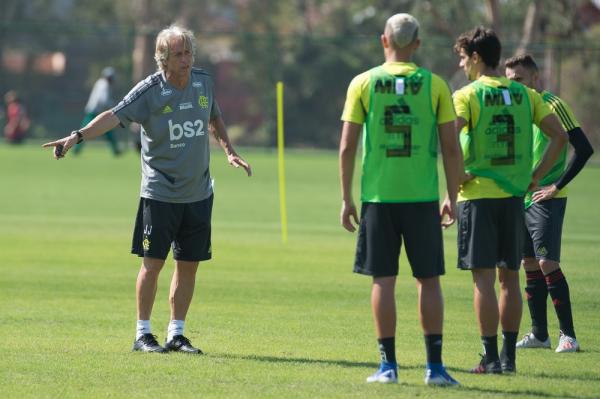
339,13,463,386
452,27,568,374
505,54,593,353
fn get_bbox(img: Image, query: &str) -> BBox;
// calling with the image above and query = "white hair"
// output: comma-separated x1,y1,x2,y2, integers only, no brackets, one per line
154,25,196,72
385,13,420,49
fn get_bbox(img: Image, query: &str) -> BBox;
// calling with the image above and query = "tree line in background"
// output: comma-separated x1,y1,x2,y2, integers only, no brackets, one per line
1,0,599,149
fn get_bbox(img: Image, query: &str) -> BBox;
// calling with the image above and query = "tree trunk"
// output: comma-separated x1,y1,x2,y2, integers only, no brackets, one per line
132,31,155,82
131,0,156,82
515,0,542,55
486,0,501,35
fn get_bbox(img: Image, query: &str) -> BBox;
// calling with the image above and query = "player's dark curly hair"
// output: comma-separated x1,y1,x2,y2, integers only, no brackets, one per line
454,26,501,68
504,53,539,71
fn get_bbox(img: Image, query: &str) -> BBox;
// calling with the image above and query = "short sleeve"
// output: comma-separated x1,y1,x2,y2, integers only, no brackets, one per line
211,98,222,119
341,72,369,124
432,74,456,124
112,79,153,125
546,94,580,131
529,89,552,127
452,87,471,123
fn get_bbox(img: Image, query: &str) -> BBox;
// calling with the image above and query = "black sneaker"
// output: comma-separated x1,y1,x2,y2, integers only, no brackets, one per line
470,354,503,374
132,333,167,353
501,360,516,374
165,335,203,354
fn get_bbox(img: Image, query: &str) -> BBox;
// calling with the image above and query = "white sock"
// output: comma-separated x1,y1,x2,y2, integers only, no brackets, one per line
167,320,185,341
136,320,151,340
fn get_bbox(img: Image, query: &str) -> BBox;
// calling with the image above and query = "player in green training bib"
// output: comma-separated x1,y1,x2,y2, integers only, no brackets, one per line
452,27,568,375
340,13,463,386
361,66,438,202
505,54,594,354
460,79,533,196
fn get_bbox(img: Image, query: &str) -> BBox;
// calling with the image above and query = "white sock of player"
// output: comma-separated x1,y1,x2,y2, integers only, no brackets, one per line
167,320,185,342
136,320,151,340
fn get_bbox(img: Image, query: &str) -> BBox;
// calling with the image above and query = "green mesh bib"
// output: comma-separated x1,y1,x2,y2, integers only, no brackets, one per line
361,66,438,202
461,80,533,196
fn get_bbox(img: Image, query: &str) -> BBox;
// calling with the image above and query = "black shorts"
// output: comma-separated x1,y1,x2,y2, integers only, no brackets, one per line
523,198,566,262
131,195,213,261
457,197,524,270
353,201,444,279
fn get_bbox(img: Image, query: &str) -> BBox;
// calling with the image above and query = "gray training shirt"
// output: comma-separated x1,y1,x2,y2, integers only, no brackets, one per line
113,68,220,203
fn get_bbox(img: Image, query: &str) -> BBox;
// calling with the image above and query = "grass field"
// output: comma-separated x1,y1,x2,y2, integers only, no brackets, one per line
1,143,599,398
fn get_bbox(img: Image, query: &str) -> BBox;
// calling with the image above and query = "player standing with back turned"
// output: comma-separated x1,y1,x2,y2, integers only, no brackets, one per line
339,13,463,386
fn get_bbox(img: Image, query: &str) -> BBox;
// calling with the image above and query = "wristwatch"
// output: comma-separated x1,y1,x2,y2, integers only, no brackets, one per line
72,130,84,144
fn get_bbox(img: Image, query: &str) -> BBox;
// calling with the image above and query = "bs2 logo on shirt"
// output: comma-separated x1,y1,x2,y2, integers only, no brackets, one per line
169,119,205,141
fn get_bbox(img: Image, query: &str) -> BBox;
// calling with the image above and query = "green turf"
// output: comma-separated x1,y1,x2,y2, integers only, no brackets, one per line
1,143,599,398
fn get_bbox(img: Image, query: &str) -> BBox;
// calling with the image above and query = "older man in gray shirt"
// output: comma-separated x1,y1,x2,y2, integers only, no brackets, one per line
44,25,251,354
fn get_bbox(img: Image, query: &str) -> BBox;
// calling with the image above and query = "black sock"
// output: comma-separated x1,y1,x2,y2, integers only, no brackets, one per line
424,334,443,364
546,268,576,338
377,337,396,364
481,335,499,361
525,270,549,341
500,331,518,363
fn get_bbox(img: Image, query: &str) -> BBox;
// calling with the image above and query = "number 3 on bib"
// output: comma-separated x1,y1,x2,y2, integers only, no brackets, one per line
491,114,515,165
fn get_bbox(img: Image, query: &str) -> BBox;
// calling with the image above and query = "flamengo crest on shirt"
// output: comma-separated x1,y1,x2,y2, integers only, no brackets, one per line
198,96,209,108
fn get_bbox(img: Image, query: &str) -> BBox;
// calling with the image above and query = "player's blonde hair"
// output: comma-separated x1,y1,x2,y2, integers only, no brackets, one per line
154,25,196,72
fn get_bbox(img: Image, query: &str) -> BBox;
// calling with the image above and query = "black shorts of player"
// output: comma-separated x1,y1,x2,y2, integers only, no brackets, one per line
131,194,213,262
457,197,524,271
523,198,566,262
354,201,444,279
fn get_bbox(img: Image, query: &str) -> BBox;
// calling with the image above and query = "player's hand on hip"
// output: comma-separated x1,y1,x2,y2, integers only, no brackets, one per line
341,200,359,232
531,184,558,203
440,195,456,228
227,153,252,176
42,134,78,160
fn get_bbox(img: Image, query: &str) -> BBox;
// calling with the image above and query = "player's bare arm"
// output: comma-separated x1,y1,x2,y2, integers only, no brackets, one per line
438,120,462,228
42,110,120,159
339,121,361,232
453,117,474,185
209,115,252,176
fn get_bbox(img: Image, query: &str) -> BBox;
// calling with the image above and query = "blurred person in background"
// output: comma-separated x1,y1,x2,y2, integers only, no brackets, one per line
74,66,121,156
3,90,30,144
505,54,593,354
43,25,251,354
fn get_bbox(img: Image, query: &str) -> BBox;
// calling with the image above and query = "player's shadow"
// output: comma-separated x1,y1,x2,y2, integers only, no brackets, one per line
455,385,583,398
444,365,597,384
210,352,421,370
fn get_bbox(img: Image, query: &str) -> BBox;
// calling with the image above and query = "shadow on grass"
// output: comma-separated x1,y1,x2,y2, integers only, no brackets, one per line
527,369,599,383
209,352,423,371
208,352,596,396
444,365,598,384
455,385,587,399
